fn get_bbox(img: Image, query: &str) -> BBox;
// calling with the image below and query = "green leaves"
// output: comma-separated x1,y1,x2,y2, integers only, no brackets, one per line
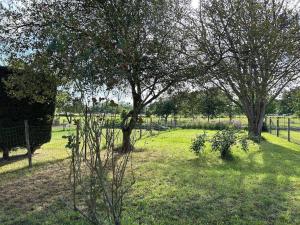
190,132,207,155
191,129,249,160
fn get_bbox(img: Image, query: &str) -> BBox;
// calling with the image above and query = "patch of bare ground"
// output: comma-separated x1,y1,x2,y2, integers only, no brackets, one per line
0,160,71,222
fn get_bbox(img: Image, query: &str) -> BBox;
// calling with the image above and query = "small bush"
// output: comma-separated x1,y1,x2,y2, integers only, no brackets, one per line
211,129,248,160
190,129,249,160
190,133,207,155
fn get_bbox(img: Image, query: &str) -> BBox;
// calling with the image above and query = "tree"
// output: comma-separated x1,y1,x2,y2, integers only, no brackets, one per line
56,91,84,124
198,88,226,122
288,88,300,117
277,87,300,116
1,0,192,152
174,91,203,118
192,0,300,140
152,98,178,124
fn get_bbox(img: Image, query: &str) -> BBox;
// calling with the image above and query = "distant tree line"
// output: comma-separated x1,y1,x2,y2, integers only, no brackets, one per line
266,87,300,116
147,87,242,122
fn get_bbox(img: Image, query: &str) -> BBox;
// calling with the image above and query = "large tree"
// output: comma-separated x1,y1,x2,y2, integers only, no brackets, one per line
191,0,300,140
1,0,192,152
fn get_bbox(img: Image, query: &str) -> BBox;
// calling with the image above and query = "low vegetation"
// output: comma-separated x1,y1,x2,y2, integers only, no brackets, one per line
0,129,299,225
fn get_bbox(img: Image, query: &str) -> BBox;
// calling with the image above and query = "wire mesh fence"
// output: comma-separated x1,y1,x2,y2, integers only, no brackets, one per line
0,118,164,166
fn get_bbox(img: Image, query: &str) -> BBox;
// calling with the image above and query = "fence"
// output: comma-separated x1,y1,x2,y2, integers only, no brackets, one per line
1,118,165,165
266,116,300,144
0,120,52,167
53,114,248,131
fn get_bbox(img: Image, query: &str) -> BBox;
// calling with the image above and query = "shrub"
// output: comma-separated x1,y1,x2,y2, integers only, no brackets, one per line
0,67,56,159
181,122,230,130
190,133,207,155
211,129,248,160
190,129,249,160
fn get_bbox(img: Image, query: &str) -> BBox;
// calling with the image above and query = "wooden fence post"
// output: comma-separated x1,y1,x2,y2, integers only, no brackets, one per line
276,117,279,137
150,117,153,136
24,120,32,168
269,117,272,134
288,118,291,142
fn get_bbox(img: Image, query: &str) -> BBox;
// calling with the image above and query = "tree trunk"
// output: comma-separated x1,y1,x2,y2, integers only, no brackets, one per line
165,116,168,126
121,112,139,153
245,101,266,142
121,128,133,153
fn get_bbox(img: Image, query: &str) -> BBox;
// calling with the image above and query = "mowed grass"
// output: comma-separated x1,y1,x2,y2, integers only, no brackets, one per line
0,129,299,225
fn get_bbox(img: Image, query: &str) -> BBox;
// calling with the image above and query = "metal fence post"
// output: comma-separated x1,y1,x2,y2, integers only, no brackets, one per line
24,120,32,168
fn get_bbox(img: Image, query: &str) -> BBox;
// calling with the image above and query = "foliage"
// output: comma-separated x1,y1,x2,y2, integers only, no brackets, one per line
181,121,239,130
173,89,240,120
0,0,192,152
0,66,55,159
66,116,135,225
278,87,300,116
198,88,227,121
190,129,249,160
150,98,178,122
190,133,207,155
211,129,248,160
190,0,300,139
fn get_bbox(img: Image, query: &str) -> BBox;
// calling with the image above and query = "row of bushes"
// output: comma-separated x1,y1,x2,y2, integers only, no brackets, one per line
179,120,243,130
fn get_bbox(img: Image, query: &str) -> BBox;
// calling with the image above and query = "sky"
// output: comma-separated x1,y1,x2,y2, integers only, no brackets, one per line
191,0,300,8
191,0,199,8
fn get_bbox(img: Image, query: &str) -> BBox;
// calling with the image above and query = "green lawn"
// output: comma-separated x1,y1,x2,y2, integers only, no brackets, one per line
0,129,299,225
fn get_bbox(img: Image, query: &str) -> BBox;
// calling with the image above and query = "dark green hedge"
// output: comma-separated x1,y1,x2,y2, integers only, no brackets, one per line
0,66,55,156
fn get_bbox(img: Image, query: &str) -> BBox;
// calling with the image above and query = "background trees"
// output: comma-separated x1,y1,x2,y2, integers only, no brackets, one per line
150,98,178,124
191,0,300,140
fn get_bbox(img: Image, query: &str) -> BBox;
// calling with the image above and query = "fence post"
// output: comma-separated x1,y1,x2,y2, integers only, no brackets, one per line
24,120,32,168
150,117,153,136
269,117,272,134
276,117,279,137
288,118,291,142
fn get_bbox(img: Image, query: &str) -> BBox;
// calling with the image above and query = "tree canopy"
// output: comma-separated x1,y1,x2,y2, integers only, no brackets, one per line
190,0,300,139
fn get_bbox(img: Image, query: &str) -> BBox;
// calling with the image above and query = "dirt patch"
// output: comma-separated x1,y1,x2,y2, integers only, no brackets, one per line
0,160,71,221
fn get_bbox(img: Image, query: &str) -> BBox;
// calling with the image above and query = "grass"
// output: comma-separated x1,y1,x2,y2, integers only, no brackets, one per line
0,129,300,225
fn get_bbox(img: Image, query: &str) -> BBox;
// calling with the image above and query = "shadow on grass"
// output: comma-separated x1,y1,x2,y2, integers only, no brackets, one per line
1,135,299,225
0,157,72,225
125,139,300,225
0,153,29,167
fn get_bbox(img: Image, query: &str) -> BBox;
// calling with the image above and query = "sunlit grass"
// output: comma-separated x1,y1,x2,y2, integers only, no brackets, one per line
0,129,299,225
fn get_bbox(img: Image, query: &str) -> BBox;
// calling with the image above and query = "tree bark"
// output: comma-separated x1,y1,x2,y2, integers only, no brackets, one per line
244,101,266,142
121,111,139,153
121,127,133,153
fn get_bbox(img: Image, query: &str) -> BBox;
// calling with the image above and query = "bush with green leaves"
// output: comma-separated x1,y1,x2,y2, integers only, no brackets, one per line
211,129,248,159
190,129,249,160
190,133,207,155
